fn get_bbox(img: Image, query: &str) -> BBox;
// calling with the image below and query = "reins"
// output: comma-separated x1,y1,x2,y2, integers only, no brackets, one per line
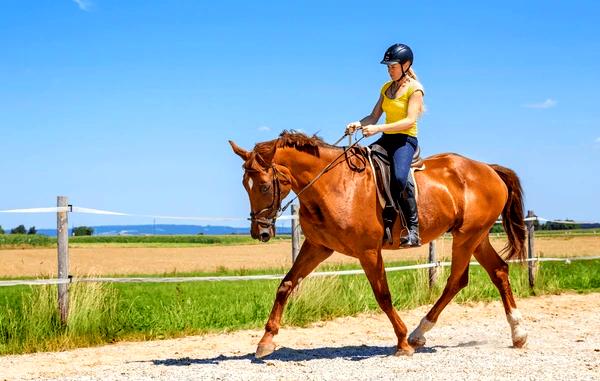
248,128,366,228
277,129,365,217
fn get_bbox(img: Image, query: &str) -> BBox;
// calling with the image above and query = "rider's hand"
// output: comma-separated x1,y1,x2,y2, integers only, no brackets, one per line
362,124,380,137
345,121,362,134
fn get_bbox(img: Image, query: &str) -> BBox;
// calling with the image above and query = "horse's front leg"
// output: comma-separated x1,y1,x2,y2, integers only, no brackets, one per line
359,249,414,356
256,240,332,358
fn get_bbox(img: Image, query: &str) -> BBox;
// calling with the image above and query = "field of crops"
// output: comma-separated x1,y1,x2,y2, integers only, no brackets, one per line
1,229,599,250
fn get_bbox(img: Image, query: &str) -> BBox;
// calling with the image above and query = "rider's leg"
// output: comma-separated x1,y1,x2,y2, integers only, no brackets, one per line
391,135,420,247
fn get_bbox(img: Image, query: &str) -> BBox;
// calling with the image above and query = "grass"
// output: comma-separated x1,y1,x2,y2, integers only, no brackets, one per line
0,234,54,248
0,259,598,355
0,282,119,354
0,234,291,249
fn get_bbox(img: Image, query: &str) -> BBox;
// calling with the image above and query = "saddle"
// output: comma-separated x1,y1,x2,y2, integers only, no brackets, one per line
367,144,425,244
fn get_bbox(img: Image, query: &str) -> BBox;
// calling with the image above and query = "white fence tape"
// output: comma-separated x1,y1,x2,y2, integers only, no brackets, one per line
0,206,299,221
1,256,598,288
0,207,70,213
71,207,127,216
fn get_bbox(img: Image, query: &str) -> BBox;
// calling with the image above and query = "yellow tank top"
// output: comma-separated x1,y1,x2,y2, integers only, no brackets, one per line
380,79,424,137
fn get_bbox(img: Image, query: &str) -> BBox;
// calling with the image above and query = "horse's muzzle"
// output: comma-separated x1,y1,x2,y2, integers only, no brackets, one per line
251,222,275,242
259,232,271,242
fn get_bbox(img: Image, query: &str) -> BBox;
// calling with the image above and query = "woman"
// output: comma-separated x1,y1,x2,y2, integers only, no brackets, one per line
346,43,425,247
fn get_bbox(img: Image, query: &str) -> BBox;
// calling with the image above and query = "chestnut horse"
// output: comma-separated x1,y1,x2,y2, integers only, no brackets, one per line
229,131,528,358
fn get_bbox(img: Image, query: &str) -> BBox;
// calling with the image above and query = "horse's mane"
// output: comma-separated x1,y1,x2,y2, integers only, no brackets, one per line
248,130,338,169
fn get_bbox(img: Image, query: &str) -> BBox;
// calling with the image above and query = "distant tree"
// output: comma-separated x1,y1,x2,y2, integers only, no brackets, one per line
490,224,504,233
10,225,27,234
543,219,580,230
0,225,4,235
27,226,37,235
72,226,94,236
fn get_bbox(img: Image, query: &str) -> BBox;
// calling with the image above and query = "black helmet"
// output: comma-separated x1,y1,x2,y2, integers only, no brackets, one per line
380,43,414,66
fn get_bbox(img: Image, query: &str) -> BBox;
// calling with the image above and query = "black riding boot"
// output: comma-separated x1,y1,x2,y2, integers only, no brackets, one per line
382,206,397,244
399,180,421,247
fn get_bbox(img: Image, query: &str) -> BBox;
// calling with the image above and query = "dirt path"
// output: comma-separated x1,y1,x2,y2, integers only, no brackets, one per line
1,293,598,380
2,236,599,277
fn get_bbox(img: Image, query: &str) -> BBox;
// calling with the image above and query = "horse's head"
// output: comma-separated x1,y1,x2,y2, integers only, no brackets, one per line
229,140,292,242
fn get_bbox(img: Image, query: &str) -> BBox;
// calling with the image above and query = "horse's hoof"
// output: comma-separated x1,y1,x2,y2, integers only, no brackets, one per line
394,346,415,357
408,334,426,348
255,342,276,358
512,333,528,348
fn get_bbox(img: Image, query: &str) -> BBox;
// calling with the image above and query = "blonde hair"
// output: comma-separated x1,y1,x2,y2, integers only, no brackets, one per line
406,67,419,81
406,67,426,114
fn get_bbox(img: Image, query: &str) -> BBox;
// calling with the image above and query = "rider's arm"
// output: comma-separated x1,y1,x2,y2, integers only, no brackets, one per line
347,95,383,132
376,90,423,133
359,95,384,126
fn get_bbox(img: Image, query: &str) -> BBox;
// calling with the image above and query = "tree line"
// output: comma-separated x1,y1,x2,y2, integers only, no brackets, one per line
0,225,94,236
0,225,37,235
490,219,581,233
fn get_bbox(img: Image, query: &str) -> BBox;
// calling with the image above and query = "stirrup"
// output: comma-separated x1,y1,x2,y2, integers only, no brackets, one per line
400,231,421,247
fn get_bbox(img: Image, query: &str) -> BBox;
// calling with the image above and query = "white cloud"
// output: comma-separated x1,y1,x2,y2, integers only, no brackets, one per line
73,0,93,11
257,126,271,131
523,98,557,109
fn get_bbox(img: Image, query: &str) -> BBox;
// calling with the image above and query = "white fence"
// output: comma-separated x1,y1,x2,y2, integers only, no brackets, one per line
1,256,598,288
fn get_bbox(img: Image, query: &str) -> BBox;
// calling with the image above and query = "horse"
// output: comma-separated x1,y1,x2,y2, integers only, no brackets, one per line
229,131,528,358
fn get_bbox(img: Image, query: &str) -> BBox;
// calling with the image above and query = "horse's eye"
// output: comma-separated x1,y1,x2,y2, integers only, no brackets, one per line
260,184,270,194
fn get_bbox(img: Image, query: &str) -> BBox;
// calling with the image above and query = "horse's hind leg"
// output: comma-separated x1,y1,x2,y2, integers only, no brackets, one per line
359,249,414,356
255,239,332,358
472,236,527,348
408,231,481,347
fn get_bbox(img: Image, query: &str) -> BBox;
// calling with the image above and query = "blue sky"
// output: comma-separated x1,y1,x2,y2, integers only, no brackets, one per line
1,0,599,230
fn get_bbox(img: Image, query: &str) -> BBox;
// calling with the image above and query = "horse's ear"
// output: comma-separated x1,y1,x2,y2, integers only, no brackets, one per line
229,140,251,161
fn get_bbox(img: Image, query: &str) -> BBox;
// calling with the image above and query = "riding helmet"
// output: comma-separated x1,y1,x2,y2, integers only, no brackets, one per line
380,43,414,65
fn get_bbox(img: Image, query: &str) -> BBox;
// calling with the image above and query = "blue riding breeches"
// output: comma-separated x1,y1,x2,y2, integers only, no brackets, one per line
371,133,418,192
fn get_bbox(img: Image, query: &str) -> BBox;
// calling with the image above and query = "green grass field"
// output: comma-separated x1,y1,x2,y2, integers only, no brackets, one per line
0,259,598,355
0,234,291,249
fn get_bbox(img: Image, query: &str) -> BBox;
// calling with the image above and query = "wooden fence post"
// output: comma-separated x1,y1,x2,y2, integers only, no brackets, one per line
57,196,70,324
291,204,301,262
428,240,438,289
526,210,536,289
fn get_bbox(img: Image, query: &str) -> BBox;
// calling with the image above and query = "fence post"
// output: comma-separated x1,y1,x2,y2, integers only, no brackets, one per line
526,210,536,289
428,240,437,289
291,204,301,262
57,196,70,324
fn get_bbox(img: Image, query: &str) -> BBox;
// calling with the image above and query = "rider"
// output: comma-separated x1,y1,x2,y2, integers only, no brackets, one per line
346,43,425,247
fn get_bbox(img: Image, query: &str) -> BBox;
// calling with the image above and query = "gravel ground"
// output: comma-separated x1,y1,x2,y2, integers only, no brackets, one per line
1,293,599,381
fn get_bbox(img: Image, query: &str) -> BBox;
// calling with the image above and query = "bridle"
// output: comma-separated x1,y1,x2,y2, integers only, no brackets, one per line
247,164,285,229
247,130,366,230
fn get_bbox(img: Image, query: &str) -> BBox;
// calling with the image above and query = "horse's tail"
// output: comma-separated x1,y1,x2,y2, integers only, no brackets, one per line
489,164,527,262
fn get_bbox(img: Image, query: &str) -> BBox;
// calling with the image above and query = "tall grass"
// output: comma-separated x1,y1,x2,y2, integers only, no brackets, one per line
0,260,598,355
0,282,118,354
